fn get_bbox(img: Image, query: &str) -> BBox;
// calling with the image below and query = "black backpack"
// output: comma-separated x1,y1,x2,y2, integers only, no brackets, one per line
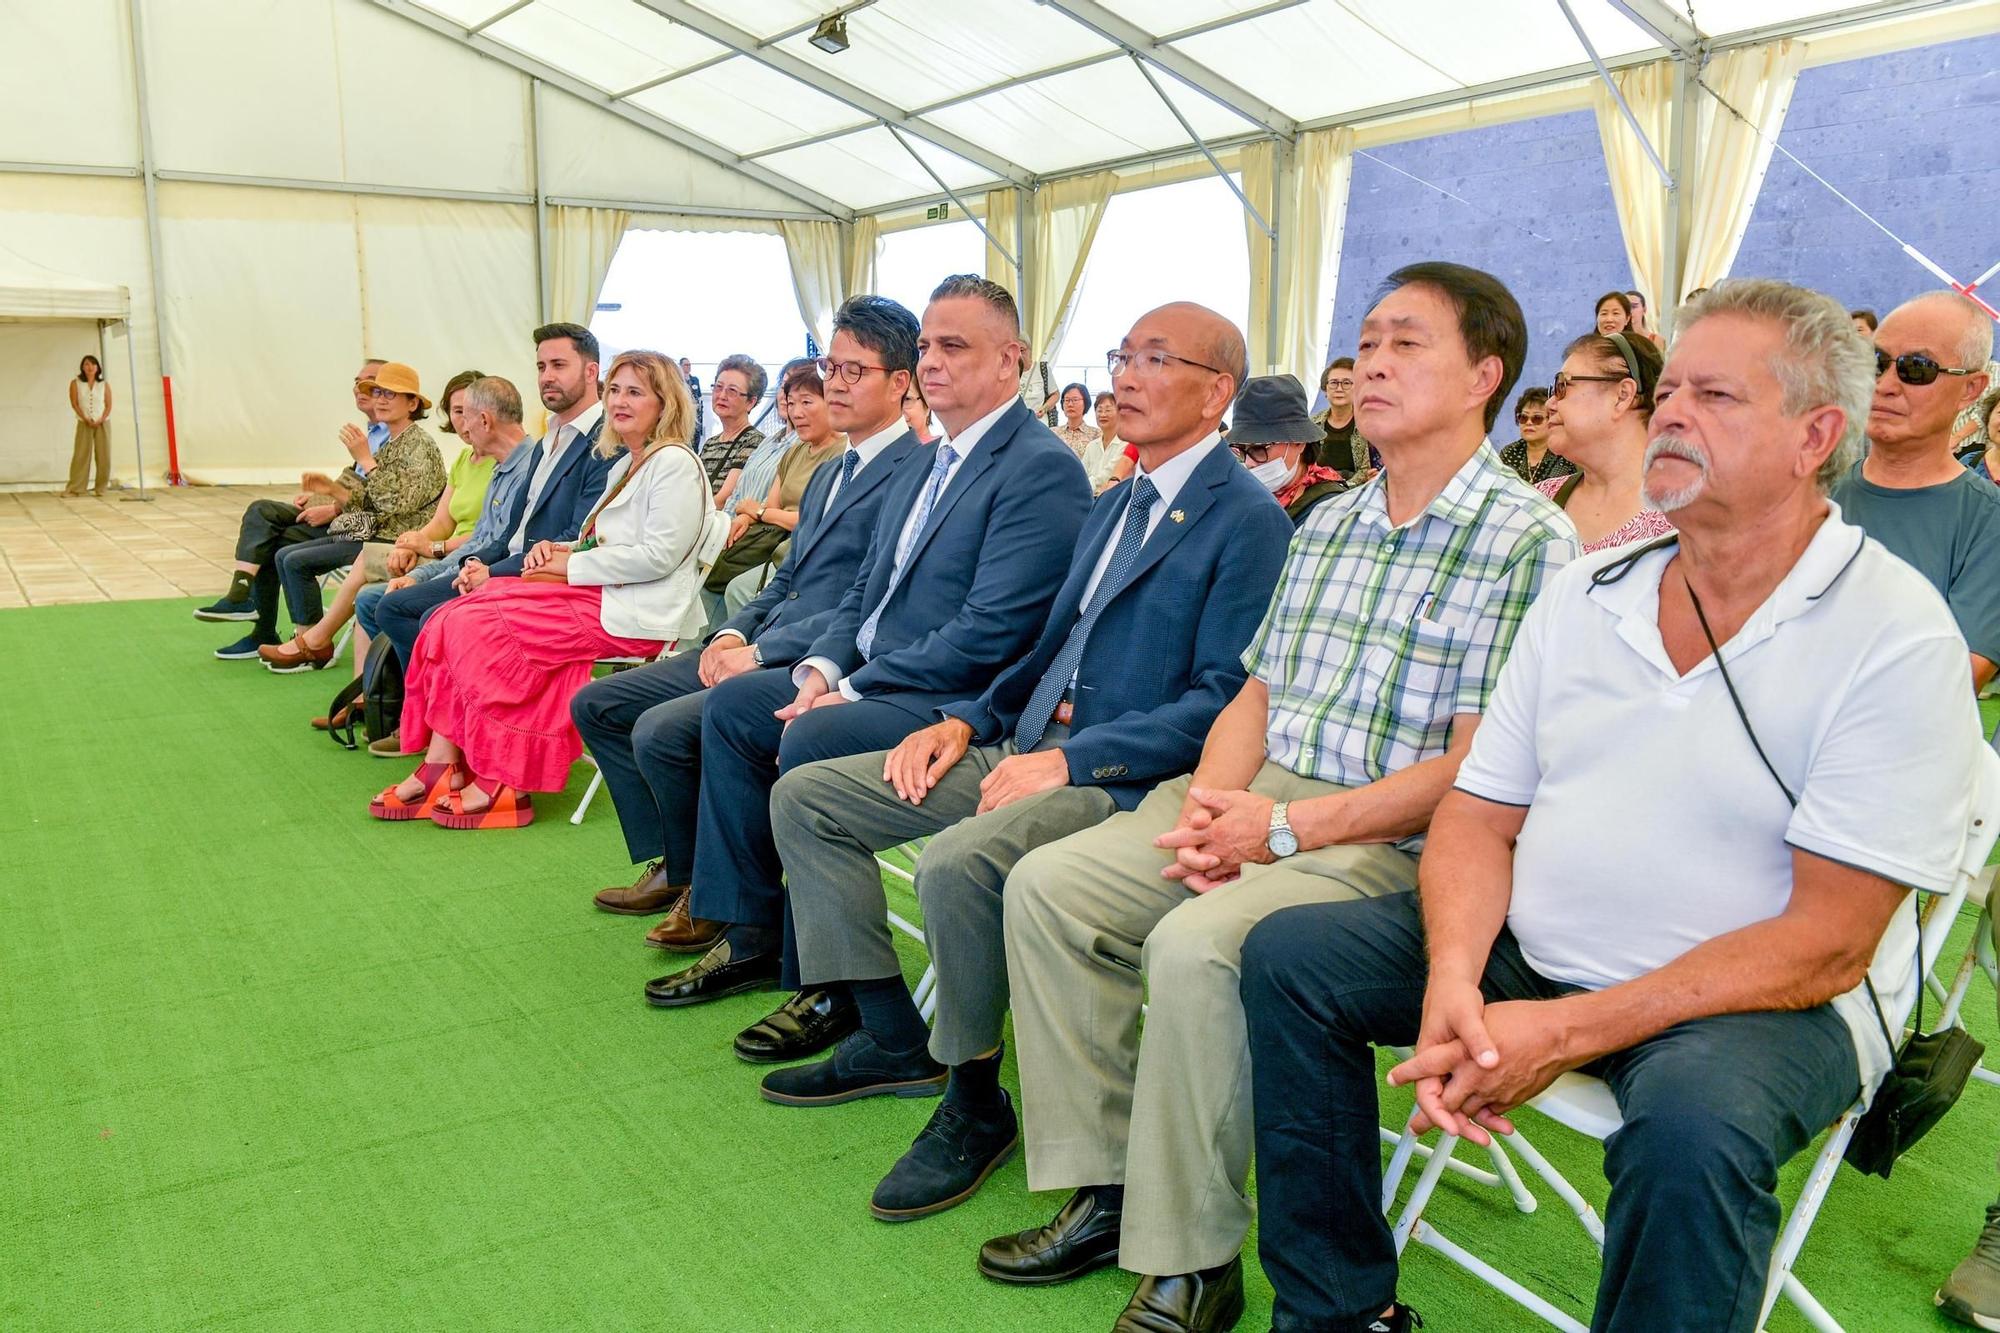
328,641,404,751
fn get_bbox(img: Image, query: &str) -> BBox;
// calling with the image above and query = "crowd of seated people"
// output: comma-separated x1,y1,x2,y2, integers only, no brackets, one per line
192,261,2000,1332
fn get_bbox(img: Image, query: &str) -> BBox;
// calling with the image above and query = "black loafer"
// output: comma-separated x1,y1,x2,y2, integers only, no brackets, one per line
871,1091,1019,1221
734,988,861,1063
643,938,780,1008
1112,1256,1244,1333
759,1030,946,1106
978,1186,1123,1285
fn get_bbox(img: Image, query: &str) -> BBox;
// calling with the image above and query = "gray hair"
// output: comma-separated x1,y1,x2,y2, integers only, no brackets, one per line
462,375,523,425
715,353,768,404
1889,290,1995,371
1673,279,1873,491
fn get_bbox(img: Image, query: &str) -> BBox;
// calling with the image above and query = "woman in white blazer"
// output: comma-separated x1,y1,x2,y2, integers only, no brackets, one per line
373,351,709,830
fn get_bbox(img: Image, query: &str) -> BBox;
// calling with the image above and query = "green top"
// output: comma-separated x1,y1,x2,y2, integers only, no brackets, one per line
445,446,496,539
1829,462,2000,664
772,436,845,511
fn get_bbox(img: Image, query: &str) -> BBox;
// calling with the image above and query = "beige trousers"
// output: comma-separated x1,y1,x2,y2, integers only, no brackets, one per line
67,420,110,494
1003,761,1418,1276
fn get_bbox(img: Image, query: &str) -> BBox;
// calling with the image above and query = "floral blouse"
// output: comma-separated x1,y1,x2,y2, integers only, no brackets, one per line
1053,422,1099,459
337,422,446,541
1500,439,1577,486
1535,475,1674,553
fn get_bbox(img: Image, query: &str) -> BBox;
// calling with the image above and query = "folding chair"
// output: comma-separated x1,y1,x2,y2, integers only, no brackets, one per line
876,838,938,1021
1932,723,2000,1086
1382,742,2000,1332
570,655,656,825
319,565,355,661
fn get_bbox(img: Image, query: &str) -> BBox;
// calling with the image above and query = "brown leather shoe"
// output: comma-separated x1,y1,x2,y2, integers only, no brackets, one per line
259,631,335,673
646,893,723,952
593,860,685,916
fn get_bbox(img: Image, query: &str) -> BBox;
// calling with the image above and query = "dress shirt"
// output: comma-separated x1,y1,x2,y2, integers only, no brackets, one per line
507,399,603,555
798,396,1016,698
823,419,910,516
406,437,536,585
1074,434,1217,608
352,419,392,475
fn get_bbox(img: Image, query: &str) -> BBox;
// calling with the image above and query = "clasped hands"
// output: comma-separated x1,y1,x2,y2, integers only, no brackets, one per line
522,540,570,579
1386,983,1576,1148
1153,787,1277,893
880,719,1070,813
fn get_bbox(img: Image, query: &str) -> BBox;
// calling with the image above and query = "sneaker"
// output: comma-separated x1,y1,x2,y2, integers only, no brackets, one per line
870,1091,1019,1221
1367,1306,1422,1332
193,596,256,622
1939,1204,2000,1329
215,634,277,660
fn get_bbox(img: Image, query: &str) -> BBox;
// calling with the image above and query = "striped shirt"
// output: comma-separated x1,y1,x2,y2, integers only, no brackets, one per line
723,428,796,518
1244,442,1578,809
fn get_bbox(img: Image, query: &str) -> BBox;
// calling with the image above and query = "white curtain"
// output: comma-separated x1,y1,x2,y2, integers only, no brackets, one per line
1027,171,1115,364
1593,61,1675,323
547,204,629,327
983,187,1022,297
1244,129,1355,383
780,219,844,348
1685,40,1804,291
844,214,881,299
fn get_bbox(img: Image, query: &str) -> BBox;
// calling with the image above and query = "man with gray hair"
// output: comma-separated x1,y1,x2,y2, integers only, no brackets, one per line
1239,278,1982,1332
1829,290,2000,688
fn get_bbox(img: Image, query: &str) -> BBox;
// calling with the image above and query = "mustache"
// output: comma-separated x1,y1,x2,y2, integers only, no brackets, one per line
1643,434,1710,473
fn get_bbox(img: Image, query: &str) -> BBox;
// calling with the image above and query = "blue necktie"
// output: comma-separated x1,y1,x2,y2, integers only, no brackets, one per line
825,447,859,515
1014,476,1159,752
857,443,957,660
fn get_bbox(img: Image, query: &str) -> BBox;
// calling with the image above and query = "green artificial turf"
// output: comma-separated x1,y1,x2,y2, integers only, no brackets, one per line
2,598,1996,1331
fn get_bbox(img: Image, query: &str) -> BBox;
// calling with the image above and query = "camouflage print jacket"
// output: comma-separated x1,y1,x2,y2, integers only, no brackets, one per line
337,422,446,541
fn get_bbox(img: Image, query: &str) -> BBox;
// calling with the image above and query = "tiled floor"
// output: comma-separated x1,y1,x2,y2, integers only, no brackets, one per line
0,486,292,609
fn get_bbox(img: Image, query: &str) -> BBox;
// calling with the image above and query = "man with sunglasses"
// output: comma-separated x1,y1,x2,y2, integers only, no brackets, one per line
1828,291,1999,688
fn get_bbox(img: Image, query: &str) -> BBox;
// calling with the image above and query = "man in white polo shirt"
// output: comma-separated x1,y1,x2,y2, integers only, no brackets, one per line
1238,278,1983,1333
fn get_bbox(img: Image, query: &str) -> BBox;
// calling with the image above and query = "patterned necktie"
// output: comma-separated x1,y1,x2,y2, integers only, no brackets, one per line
1014,476,1160,752
825,447,859,515
856,442,958,660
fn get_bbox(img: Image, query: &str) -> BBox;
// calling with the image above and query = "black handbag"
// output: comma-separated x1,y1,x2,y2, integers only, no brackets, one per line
1683,569,1983,1179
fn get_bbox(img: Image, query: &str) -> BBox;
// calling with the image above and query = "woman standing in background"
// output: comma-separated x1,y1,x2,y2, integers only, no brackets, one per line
65,354,112,497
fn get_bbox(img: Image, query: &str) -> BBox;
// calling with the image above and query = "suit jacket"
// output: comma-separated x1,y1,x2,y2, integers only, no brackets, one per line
469,411,615,575
941,442,1294,809
715,428,924,666
804,399,1091,722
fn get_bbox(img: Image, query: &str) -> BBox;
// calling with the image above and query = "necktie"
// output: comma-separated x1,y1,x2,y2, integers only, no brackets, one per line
1014,476,1160,752
856,443,957,660
824,447,860,516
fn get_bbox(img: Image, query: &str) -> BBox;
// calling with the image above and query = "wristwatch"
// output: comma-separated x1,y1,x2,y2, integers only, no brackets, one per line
751,642,765,667
1266,801,1299,859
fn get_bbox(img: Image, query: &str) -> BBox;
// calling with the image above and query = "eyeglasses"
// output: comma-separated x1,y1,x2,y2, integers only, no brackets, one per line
1549,372,1626,401
366,387,400,400
1515,412,1548,426
711,382,749,399
1324,378,1355,391
816,356,892,385
1231,443,1294,463
1875,348,1980,387
1107,348,1227,378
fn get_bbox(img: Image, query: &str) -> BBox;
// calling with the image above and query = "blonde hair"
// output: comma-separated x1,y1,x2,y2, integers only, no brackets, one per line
598,350,695,458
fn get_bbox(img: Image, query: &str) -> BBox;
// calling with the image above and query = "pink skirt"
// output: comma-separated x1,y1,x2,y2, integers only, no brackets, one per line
401,580,664,792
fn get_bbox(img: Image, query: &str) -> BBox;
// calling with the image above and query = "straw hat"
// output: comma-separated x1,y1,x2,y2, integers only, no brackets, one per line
359,362,431,409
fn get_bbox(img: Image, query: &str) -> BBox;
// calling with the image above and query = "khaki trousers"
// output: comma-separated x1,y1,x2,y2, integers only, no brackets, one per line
1004,761,1418,1276
67,420,110,494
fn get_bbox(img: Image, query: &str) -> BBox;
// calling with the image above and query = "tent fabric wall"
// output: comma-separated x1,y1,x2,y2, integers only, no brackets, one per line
844,215,881,307
779,220,845,349
1026,172,1114,367
1245,128,1355,385
548,205,631,330
983,188,1022,296
0,322,115,487
1684,40,1806,292
1593,60,1676,325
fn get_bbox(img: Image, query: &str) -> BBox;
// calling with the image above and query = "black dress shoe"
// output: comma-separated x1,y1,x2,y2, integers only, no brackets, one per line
734,988,860,1063
978,1186,1123,1285
759,1030,946,1106
1113,1257,1244,1333
871,1090,1019,1221
643,938,780,1008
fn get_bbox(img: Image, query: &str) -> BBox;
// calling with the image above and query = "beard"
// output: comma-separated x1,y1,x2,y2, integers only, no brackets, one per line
1641,433,1711,512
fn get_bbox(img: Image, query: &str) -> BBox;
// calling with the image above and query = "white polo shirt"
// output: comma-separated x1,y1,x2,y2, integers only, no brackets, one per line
1455,504,1980,1096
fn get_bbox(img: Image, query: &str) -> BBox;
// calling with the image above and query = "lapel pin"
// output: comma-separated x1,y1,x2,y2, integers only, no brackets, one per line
1169,509,1186,524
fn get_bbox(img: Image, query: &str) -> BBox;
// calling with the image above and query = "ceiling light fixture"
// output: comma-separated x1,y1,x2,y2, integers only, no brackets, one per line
809,13,850,54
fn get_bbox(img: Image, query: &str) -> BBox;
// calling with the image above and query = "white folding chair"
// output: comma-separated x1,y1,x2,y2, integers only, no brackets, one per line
876,838,938,1021
1382,742,2000,1332
570,655,656,825
319,565,355,661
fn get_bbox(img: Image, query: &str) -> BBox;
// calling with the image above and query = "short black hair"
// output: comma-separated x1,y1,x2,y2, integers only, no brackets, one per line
1594,291,1633,320
1514,386,1550,416
928,274,1022,339
1850,308,1879,333
1060,381,1090,409
1371,262,1528,432
533,321,599,365
833,294,921,374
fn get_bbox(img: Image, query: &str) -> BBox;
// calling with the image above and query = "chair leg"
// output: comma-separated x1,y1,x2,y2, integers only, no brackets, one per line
1756,1112,1858,1332
571,760,602,826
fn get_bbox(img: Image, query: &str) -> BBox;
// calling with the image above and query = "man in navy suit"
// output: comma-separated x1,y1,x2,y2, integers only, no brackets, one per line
643,275,1091,1027
571,296,925,944
759,303,1291,1221
373,322,615,669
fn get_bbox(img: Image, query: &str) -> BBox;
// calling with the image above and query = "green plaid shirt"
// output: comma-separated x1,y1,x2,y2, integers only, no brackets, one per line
1244,442,1578,798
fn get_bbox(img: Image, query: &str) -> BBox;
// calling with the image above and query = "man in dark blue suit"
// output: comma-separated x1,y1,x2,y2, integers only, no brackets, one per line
571,297,925,936
759,303,1291,1221
644,275,1091,1024
373,322,615,669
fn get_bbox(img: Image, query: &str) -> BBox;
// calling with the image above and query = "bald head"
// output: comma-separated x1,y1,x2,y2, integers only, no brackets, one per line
1887,291,1994,371
1868,291,1995,455
1110,303,1247,454
1150,301,1248,398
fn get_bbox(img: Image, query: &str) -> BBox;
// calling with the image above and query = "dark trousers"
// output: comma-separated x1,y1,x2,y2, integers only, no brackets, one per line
570,651,708,870
374,575,462,669
233,499,330,639
275,537,363,630
1240,892,1859,1333
690,667,928,986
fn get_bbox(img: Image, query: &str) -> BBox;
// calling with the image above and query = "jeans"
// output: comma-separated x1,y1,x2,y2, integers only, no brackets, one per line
274,537,363,631
1240,892,1859,1332
232,499,329,639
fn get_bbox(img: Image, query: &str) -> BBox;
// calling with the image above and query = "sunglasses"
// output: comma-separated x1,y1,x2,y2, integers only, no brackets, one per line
1516,412,1548,426
1549,372,1626,401
1875,348,1979,387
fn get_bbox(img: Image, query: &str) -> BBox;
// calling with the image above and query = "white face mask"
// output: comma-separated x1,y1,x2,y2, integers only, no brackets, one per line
1248,455,1294,492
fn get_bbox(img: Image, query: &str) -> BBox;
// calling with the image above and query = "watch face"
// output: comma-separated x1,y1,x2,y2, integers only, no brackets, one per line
1269,828,1299,858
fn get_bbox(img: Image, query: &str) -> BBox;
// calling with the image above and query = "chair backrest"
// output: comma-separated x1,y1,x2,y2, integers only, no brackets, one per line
1874,740,2000,1029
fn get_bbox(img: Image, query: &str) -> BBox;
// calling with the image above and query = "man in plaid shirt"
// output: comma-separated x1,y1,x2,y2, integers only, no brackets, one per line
982,263,1579,1333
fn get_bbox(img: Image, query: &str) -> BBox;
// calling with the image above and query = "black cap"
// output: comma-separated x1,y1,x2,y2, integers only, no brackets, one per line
1228,374,1318,446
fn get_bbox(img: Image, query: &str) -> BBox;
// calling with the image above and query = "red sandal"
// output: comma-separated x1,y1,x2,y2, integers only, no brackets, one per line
369,762,462,821
430,781,535,830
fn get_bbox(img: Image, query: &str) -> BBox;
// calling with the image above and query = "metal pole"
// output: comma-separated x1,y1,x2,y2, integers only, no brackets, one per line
884,125,1019,272
126,0,179,484
1555,0,1674,189
1663,53,1700,330
531,79,551,319
1129,55,1275,238
1266,137,1290,373
117,320,152,502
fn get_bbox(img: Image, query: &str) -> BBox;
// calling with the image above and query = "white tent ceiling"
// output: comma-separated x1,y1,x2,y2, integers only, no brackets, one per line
397,0,1943,215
